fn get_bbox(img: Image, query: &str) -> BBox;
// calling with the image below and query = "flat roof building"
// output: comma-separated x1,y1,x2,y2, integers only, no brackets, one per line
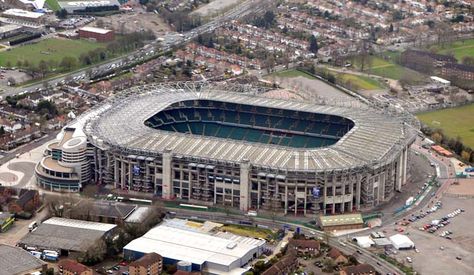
123,219,265,274
58,0,120,14
319,213,364,231
78,26,114,42
18,217,117,254
2,9,44,23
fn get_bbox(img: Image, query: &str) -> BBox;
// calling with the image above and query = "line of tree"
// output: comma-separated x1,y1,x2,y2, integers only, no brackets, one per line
422,126,474,164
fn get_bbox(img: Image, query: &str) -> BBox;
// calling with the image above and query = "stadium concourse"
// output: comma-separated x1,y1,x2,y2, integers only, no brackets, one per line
37,82,418,215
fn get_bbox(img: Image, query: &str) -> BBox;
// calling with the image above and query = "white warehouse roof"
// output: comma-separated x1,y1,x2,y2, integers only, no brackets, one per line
124,220,265,268
44,217,116,232
3,9,44,19
354,236,375,248
389,234,415,250
79,26,112,34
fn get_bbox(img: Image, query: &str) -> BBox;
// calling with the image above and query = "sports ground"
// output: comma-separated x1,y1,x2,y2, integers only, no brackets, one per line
0,38,104,68
417,103,474,148
431,38,474,61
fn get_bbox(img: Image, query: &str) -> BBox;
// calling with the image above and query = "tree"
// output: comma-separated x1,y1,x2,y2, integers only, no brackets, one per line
322,258,336,272
0,126,5,136
59,56,77,71
389,23,394,32
78,239,107,265
55,9,68,19
7,77,16,86
96,19,105,28
431,132,443,144
36,100,58,117
38,60,49,78
461,150,471,162
308,35,319,54
462,56,474,66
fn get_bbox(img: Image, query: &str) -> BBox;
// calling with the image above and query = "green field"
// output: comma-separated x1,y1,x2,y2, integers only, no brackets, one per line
336,73,384,90
417,103,474,148
431,39,474,61
350,55,427,82
0,38,105,68
45,0,61,11
270,69,316,79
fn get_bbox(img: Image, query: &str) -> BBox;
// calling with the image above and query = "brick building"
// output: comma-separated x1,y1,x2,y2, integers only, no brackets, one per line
340,263,376,275
262,251,298,275
78,27,114,42
129,253,163,275
400,49,457,74
441,63,474,81
288,238,320,256
58,259,93,275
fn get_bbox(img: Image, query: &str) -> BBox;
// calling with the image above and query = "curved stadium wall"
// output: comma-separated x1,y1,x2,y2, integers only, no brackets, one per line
59,83,417,214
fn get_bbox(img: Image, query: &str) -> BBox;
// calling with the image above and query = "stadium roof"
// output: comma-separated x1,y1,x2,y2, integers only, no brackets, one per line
85,83,417,171
0,245,44,275
19,217,116,252
124,220,265,267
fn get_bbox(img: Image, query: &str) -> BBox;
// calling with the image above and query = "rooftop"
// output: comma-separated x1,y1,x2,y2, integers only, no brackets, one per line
319,213,364,227
85,83,417,171
79,26,112,34
19,217,116,252
0,244,44,275
124,219,265,267
3,9,44,19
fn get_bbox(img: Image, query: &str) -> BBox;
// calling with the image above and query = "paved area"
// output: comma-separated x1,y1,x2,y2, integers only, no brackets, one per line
0,172,18,183
268,75,355,101
192,0,244,16
390,197,474,275
0,140,52,189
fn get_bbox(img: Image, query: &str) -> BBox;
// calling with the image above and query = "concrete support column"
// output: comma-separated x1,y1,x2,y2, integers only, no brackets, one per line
356,175,361,211
114,157,119,189
323,177,328,215
402,147,408,185
396,152,403,191
380,171,386,201
239,159,250,211
349,180,354,212
341,181,346,214
284,185,288,215
162,149,173,200
120,159,126,190
332,184,336,214
303,186,307,215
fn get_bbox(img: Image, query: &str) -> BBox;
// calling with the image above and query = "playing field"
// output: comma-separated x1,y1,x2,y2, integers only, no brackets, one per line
337,73,384,90
417,103,474,148
432,39,474,61
351,55,427,82
0,38,105,68
45,0,61,11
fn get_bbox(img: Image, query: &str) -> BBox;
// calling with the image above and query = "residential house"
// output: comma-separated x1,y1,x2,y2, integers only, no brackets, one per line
129,253,163,275
328,247,348,265
288,238,320,256
340,263,376,275
58,259,93,275
8,189,40,214
262,251,298,275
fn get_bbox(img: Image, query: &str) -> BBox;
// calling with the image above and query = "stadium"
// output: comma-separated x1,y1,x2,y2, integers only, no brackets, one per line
40,83,418,214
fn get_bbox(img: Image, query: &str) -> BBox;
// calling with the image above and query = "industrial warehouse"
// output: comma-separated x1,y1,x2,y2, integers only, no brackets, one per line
123,219,265,274
36,83,418,214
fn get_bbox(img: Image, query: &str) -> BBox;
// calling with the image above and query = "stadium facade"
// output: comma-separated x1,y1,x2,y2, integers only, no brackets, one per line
37,83,418,214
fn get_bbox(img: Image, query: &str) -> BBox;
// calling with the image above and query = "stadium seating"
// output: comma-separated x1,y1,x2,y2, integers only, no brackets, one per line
144,100,354,148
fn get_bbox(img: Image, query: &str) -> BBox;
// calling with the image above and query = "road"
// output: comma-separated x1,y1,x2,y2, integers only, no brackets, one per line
3,0,272,98
0,131,58,166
